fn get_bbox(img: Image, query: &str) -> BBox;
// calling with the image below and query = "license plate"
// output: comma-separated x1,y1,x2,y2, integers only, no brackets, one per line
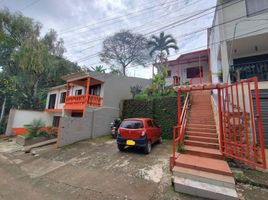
126,140,135,146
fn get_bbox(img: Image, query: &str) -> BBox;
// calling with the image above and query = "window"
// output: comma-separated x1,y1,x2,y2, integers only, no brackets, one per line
186,67,203,79
60,92,66,103
167,70,172,77
52,116,61,127
246,0,268,16
75,89,82,96
90,84,101,96
152,120,160,128
120,120,144,129
48,94,56,109
147,120,154,128
71,112,83,117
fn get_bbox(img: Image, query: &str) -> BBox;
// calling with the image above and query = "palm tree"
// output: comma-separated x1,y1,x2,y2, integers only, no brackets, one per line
148,32,178,73
90,65,106,73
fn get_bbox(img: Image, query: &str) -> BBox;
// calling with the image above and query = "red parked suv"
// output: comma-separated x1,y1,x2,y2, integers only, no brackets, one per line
117,118,162,154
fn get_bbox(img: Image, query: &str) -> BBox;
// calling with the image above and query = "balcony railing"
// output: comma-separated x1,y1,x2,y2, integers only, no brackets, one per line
230,60,268,83
65,94,103,109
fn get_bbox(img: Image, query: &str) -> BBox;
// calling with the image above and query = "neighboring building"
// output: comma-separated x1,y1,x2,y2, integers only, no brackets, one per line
208,0,268,147
208,0,268,84
166,49,211,86
6,71,151,146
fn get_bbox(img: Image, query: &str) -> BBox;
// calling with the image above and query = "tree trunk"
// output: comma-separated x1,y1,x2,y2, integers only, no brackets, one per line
32,79,40,108
0,97,6,124
123,66,126,76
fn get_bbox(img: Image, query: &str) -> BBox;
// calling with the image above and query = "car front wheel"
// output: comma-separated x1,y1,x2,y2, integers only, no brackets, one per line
118,144,125,151
144,140,152,154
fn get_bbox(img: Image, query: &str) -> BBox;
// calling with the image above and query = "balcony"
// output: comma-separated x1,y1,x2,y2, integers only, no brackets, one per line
64,94,103,110
230,60,268,83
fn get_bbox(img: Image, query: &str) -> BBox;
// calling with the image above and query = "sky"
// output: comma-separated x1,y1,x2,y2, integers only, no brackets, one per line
0,0,216,79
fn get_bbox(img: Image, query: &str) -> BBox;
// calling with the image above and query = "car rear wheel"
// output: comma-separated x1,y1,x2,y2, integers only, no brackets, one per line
118,144,125,151
158,136,163,144
144,140,152,154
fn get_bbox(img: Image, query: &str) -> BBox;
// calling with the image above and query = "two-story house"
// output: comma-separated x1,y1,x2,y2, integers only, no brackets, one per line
6,71,151,147
166,49,211,86
208,0,268,147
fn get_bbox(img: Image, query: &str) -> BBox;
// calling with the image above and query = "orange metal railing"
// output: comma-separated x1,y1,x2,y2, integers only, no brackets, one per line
87,95,103,107
65,94,102,108
218,77,266,169
172,92,190,168
65,95,86,105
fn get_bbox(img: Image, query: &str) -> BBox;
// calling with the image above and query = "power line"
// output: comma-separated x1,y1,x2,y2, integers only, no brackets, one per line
20,0,41,11
67,0,246,61
66,1,202,49
59,0,181,35
75,24,268,67
64,0,242,50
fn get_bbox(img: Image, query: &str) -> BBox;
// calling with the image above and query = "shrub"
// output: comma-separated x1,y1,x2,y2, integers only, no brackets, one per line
24,119,45,139
122,95,185,139
130,85,142,99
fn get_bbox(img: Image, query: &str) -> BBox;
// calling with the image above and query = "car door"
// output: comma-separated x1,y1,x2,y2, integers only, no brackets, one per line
152,120,161,140
146,120,155,142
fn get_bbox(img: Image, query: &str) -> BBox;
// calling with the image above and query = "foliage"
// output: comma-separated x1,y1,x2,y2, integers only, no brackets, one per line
99,30,151,76
24,119,45,138
122,96,184,139
0,121,6,134
24,119,57,139
135,68,178,99
0,9,80,112
109,65,123,75
130,85,142,99
148,32,178,73
90,65,106,73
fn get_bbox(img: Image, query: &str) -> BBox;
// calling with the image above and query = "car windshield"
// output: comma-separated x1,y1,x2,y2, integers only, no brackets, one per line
120,120,144,129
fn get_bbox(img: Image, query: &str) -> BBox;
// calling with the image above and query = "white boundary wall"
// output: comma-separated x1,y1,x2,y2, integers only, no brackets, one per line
5,109,52,136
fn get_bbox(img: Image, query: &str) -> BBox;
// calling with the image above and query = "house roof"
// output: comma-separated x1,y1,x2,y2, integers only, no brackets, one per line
61,71,150,82
167,49,209,66
48,84,66,91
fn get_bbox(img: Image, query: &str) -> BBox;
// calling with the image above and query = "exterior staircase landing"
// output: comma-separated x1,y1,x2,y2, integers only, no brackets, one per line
172,91,238,200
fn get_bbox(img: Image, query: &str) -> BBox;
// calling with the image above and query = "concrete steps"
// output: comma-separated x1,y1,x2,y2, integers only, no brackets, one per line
173,177,238,200
187,135,218,143
184,146,223,160
185,140,219,149
172,90,238,199
173,166,235,188
174,154,232,176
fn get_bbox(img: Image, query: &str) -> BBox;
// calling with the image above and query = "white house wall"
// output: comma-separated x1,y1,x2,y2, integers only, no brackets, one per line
209,0,268,83
46,85,85,110
5,109,52,136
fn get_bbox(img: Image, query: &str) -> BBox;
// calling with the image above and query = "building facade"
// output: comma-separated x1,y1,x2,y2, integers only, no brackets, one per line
166,49,211,86
6,71,151,146
208,0,268,147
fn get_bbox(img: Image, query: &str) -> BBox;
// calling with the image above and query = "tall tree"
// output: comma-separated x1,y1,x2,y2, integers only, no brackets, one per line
0,9,80,111
148,32,178,73
99,30,150,76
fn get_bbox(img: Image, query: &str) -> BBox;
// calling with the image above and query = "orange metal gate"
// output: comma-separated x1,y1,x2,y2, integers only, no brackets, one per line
217,77,266,169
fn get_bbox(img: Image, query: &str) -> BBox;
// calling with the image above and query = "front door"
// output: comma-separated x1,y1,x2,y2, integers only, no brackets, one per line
48,94,56,109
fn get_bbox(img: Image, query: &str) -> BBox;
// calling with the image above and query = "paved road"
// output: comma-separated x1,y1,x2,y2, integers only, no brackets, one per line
0,137,200,200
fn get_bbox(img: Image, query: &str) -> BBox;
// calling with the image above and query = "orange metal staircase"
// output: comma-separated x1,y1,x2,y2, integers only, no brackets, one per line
172,91,238,199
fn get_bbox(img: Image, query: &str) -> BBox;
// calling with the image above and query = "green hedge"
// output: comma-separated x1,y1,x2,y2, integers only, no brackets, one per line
122,96,184,139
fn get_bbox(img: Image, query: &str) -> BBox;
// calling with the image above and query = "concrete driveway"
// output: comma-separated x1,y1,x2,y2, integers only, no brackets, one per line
0,136,201,200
